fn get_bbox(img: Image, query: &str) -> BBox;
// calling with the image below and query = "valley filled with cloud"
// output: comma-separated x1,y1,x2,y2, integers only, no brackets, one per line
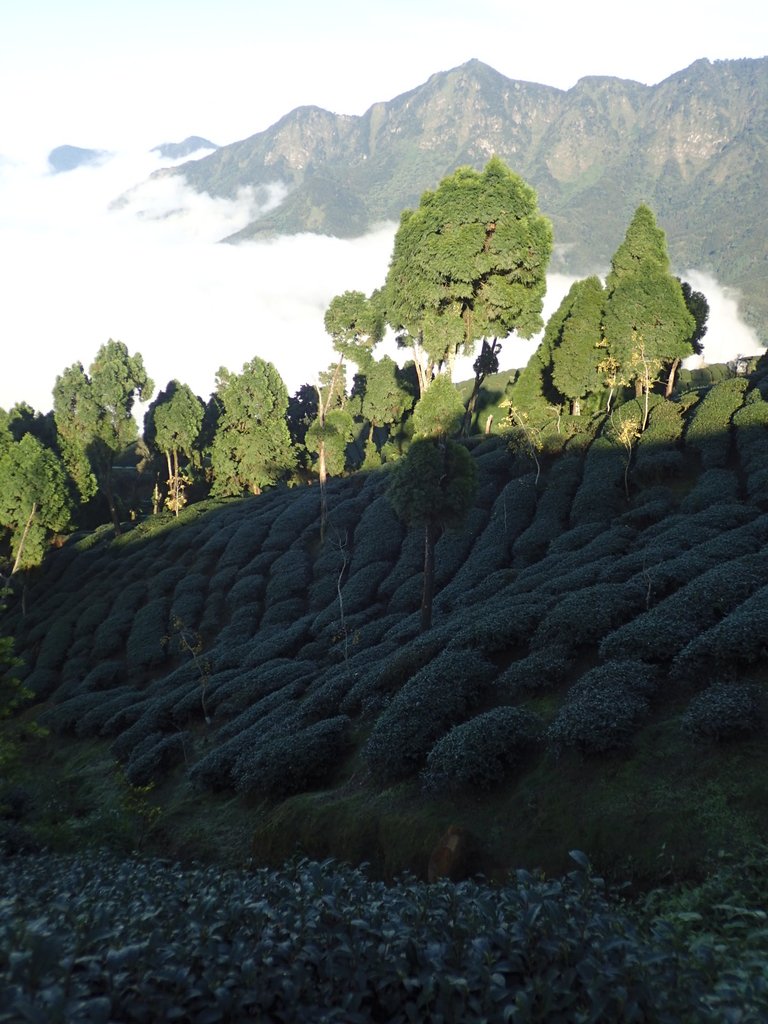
0,147,763,416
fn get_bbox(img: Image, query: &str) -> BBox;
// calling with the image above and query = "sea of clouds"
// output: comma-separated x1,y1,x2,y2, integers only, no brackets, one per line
0,147,763,418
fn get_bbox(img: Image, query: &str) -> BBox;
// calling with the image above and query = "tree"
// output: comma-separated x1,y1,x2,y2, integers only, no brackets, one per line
350,355,415,466
53,340,154,534
550,276,606,415
388,438,477,631
209,357,295,497
384,157,552,396
603,206,695,426
665,280,709,396
145,381,204,515
412,374,465,440
0,434,72,574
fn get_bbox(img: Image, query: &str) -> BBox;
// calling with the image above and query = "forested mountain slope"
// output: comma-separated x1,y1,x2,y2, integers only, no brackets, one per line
157,57,768,339
4,364,768,882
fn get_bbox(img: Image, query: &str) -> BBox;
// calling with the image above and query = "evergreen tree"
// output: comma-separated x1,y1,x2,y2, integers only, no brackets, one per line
209,357,295,497
384,157,552,395
603,206,695,425
53,340,153,535
551,276,606,415
0,434,72,574
145,381,204,515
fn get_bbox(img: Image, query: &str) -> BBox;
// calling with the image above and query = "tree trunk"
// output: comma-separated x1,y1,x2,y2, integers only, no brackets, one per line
665,357,681,398
318,439,327,544
12,502,37,575
103,470,122,536
420,520,436,632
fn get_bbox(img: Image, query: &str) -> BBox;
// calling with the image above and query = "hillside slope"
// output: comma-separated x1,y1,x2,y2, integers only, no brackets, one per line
4,365,768,882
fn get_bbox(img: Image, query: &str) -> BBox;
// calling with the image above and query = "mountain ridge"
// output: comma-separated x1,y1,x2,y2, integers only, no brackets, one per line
154,56,768,340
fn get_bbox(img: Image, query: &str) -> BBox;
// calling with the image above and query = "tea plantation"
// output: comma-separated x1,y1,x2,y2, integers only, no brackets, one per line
4,367,768,1018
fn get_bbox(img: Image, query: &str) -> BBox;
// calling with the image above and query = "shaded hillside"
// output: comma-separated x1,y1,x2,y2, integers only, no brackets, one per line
157,57,768,339
4,363,768,881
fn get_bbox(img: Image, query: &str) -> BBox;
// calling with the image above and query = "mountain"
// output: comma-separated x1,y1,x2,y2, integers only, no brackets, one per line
48,144,109,173
157,57,768,341
151,135,218,159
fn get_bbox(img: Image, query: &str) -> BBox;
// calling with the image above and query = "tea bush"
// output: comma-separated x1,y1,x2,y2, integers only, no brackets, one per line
600,551,768,663
496,645,574,695
421,706,544,794
232,715,352,798
570,436,626,526
547,660,656,755
362,650,496,782
531,580,646,652
681,681,762,741
671,583,768,683
684,376,748,468
2,852,766,1023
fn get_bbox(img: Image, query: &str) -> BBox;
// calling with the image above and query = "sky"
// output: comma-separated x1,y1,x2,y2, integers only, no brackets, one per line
1,0,766,415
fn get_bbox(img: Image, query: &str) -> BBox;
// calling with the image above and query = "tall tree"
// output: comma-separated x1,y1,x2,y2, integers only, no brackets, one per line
209,357,295,497
384,157,552,395
603,206,695,427
53,340,153,534
388,438,476,632
550,276,606,415
350,355,416,463
145,381,204,515
0,434,72,575
664,280,709,396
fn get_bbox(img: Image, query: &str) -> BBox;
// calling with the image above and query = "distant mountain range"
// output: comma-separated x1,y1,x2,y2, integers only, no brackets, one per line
151,136,218,159
48,145,109,173
152,57,768,343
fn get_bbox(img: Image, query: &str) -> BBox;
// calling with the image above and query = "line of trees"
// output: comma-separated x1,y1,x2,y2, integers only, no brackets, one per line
0,158,710,581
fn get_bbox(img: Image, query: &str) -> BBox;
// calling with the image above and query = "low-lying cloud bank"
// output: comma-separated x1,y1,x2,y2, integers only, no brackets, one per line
0,148,763,416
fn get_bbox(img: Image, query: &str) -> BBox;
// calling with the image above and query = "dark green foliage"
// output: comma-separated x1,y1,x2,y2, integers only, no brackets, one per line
125,732,189,786
232,715,352,797
125,598,169,672
264,547,313,606
684,377,748,467
421,706,544,794
671,583,768,683
348,495,404,574
600,551,768,663
362,650,496,782
512,456,583,566
733,391,768,504
340,559,392,614
532,580,647,653
3,851,767,1023
34,614,76,671
547,660,657,755
496,645,574,695
681,682,762,741
569,437,626,525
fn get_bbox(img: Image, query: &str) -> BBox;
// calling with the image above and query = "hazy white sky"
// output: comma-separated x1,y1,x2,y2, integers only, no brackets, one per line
1,0,766,413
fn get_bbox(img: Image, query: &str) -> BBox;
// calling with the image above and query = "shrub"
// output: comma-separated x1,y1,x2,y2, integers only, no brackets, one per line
600,551,768,663
125,732,189,786
496,645,574,695
348,495,404,575
684,377,748,468
547,660,655,755
263,547,313,606
512,455,583,566
362,650,496,782
670,583,768,683
681,682,761,741
421,706,544,794
232,715,352,798
531,580,646,652
125,598,170,672
569,436,626,526
680,469,740,513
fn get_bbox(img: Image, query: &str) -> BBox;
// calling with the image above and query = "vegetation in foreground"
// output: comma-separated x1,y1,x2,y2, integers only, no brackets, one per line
2,850,768,1023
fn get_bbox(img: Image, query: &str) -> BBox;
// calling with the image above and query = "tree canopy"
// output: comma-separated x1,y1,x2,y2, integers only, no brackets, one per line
209,357,295,497
384,157,552,395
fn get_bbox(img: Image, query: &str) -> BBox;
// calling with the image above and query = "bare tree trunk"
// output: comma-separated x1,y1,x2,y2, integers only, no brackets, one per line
318,439,328,544
665,357,681,398
420,520,436,632
12,502,37,575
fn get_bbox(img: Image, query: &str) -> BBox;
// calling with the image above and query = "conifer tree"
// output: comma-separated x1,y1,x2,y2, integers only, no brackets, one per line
384,157,552,395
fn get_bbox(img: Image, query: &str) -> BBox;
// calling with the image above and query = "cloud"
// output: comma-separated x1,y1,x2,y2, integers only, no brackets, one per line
0,150,762,424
